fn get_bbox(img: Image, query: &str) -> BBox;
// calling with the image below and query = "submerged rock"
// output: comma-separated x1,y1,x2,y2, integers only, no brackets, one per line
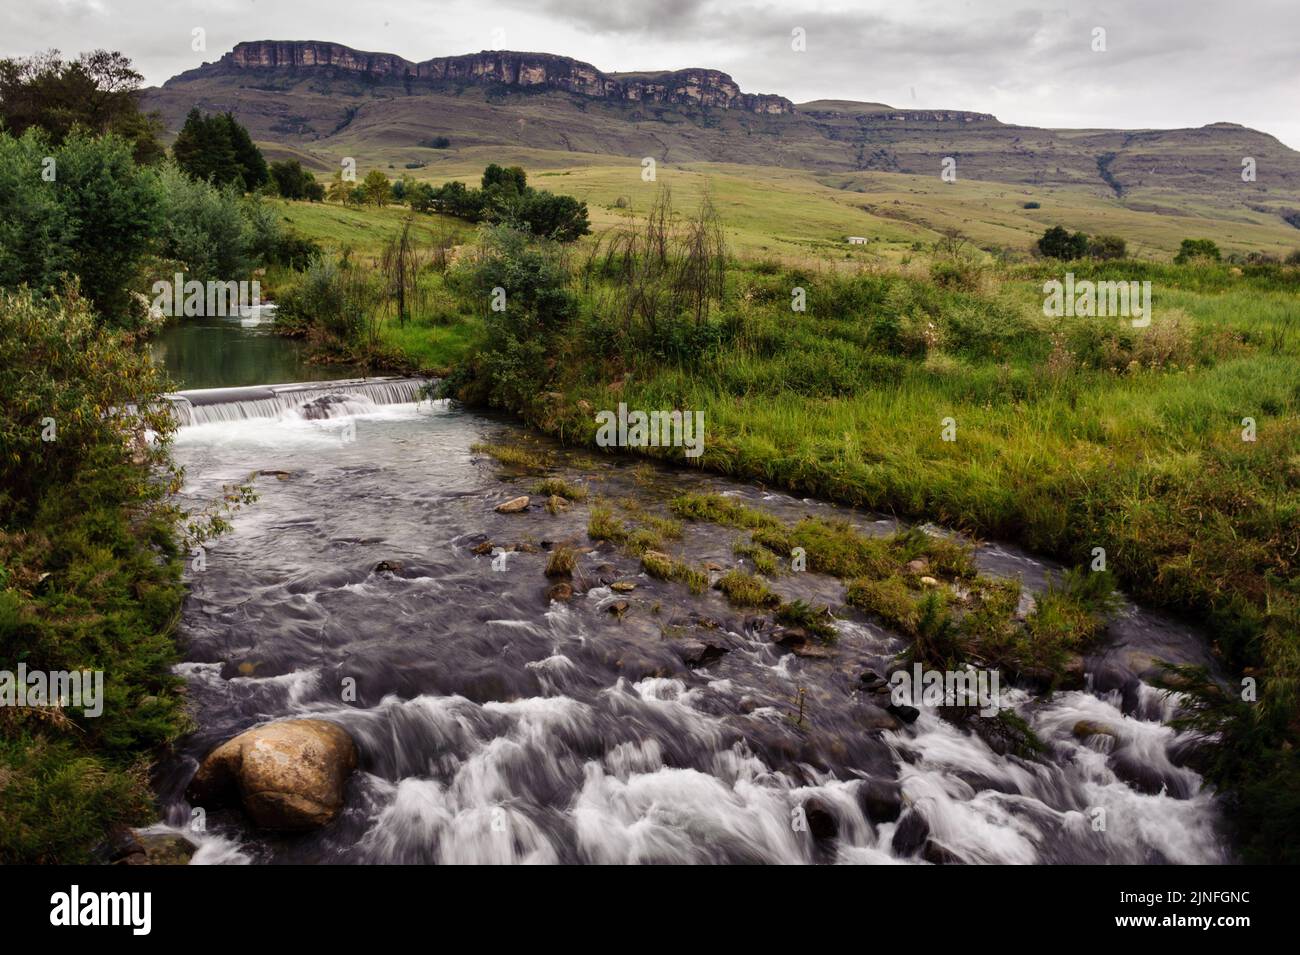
546,582,574,602
802,796,838,840
188,719,358,830
923,840,962,865
677,640,728,667
495,496,530,513
858,777,903,823
891,808,931,855
886,702,921,724
1072,720,1119,741
857,703,902,732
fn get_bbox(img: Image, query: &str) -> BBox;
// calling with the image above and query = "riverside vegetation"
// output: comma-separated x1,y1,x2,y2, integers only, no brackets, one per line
0,53,286,861
281,180,1300,863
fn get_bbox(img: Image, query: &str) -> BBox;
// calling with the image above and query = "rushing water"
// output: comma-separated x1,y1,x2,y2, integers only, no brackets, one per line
151,318,1231,865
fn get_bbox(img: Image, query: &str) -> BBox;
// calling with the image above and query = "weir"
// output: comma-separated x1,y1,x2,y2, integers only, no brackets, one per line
165,377,431,426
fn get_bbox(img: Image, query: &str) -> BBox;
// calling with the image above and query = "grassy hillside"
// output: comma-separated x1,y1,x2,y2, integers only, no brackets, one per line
266,152,1300,262
146,57,1300,233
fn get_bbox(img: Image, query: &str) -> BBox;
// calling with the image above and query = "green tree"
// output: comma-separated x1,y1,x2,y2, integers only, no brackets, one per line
171,109,266,191
220,113,268,189
513,190,590,242
361,169,392,206
1038,225,1088,260
0,49,163,163
269,159,323,200
466,226,579,411
1175,238,1222,264
482,163,527,194
0,128,160,323
326,169,351,203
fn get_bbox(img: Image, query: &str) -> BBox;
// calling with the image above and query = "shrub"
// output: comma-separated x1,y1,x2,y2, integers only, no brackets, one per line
0,287,190,862
1087,234,1127,260
1175,238,1222,264
269,160,324,201
464,226,579,412
1038,225,1089,260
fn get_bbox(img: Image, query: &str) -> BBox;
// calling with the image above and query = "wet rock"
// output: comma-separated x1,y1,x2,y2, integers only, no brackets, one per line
891,809,930,856
471,540,495,556
373,560,403,574
678,640,728,667
886,702,920,724
737,695,761,714
1072,720,1119,741
546,582,573,602
857,703,902,732
923,840,962,865
1111,750,1190,798
774,628,831,658
257,469,292,481
857,668,887,690
188,719,358,830
299,395,350,420
495,496,530,513
858,778,902,823
608,600,630,616
919,576,939,587
802,797,838,840
904,559,929,575
610,581,637,593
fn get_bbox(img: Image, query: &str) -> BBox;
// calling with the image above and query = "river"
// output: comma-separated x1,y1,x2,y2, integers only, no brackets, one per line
145,312,1231,864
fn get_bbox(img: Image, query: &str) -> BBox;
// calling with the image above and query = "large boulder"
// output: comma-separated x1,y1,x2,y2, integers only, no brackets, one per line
188,719,358,830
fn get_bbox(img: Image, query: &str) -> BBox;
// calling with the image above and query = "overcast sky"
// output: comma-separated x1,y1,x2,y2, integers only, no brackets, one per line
6,0,1298,147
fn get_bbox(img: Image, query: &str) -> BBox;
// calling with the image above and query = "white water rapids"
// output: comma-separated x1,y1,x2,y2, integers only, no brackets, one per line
154,383,1230,865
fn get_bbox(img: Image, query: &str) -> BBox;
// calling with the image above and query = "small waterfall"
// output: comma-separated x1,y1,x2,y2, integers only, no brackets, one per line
166,377,431,427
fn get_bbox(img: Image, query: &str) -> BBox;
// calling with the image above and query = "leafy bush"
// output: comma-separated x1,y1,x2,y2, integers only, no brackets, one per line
0,287,190,862
1038,225,1089,260
269,159,324,201
456,226,579,411
1087,234,1127,260
0,128,160,324
1175,238,1222,264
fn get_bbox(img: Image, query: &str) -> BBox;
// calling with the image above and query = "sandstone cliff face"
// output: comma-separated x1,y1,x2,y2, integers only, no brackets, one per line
220,40,794,114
